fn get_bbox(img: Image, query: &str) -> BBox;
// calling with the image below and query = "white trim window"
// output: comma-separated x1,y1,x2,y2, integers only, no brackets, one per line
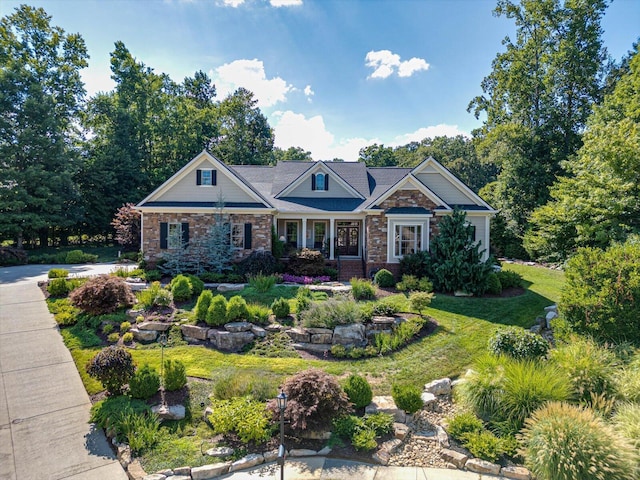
394,224,422,257
168,223,184,249
231,223,244,249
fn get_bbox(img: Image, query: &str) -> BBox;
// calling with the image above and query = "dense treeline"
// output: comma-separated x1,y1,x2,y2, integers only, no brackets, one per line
1,3,638,262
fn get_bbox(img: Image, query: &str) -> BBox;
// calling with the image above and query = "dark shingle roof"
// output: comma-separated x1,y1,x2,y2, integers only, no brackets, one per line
272,197,364,212
385,207,432,215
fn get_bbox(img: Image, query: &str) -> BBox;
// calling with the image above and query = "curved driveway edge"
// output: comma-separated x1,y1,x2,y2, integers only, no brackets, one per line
0,264,128,480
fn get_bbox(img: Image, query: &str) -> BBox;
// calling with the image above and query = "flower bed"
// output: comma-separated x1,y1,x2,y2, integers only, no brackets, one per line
281,273,331,284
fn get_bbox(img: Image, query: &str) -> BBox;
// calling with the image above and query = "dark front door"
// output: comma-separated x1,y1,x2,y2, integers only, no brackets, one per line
336,222,359,256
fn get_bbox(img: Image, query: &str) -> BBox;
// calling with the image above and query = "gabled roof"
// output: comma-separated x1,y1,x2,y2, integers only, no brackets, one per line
274,161,365,199
365,173,448,210
137,150,273,209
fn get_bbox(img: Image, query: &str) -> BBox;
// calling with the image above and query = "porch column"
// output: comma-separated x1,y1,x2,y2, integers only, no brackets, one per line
301,218,307,249
329,218,335,260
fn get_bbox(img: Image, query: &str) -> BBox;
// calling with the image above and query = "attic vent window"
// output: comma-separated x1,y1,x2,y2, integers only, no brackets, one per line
312,173,328,191
197,169,216,186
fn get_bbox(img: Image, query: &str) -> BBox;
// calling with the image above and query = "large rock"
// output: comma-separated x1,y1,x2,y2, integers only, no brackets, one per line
440,449,468,468
311,333,333,344
545,310,558,329
210,330,254,352
229,453,264,472
286,327,310,343
502,466,532,480
421,392,437,410
465,458,501,475
366,396,405,423
424,378,451,396
191,462,232,480
138,321,172,332
289,449,318,457
225,321,252,333
378,438,402,454
332,323,366,347
217,283,244,292
180,324,210,341
436,425,449,448
152,404,186,421
118,444,132,468
394,422,410,440
262,449,280,463
205,447,234,458
127,460,148,480
293,342,331,353
130,328,158,343
251,325,267,338
142,475,165,480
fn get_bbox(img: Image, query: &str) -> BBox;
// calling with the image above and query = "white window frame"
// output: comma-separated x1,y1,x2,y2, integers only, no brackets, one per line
231,223,244,249
201,169,214,186
167,222,183,249
386,215,431,263
285,221,299,247
394,224,422,258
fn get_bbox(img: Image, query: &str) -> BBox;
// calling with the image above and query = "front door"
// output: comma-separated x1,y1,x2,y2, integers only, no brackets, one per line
336,221,359,256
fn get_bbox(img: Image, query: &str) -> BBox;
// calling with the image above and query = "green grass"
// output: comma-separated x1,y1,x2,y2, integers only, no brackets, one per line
27,244,121,263
71,265,564,396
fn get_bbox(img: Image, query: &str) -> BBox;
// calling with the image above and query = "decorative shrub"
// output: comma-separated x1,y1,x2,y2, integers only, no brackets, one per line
373,316,426,354
136,281,172,309
459,355,571,435
399,250,429,278
447,412,484,441
208,397,272,443
86,346,135,395
343,374,373,410
486,273,502,295
391,384,423,414
248,273,277,293
129,364,160,400
119,321,131,333
488,328,549,360
122,332,134,343
226,295,250,322
612,403,640,449
560,241,640,343
206,294,228,326
163,359,187,391
238,250,279,276
90,395,148,438
462,430,506,462
247,303,270,325
116,409,160,454
70,275,136,315
287,248,326,276
351,277,376,301
300,298,363,329
194,290,214,322
409,291,433,314
496,270,523,289
396,274,433,293
295,286,312,312
170,274,193,302
352,428,377,451
48,278,71,297
0,246,28,266
107,332,120,343
65,249,98,264
271,368,352,432
374,269,395,288
519,402,638,480
549,336,617,403
185,274,204,297
145,269,162,282
102,323,115,335
48,268,69,279
271,297,291,319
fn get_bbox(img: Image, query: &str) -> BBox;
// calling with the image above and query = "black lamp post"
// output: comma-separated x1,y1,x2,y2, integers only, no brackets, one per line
159,333,167,407
276,391,288,480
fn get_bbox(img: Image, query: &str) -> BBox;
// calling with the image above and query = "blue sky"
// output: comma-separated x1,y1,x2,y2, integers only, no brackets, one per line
2,0,639,161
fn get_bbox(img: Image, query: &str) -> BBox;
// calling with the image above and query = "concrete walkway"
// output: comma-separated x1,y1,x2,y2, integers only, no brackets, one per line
0,264,128,480
217,457,498,479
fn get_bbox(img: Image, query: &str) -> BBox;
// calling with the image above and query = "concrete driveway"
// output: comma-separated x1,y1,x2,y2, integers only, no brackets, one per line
0,263,129,480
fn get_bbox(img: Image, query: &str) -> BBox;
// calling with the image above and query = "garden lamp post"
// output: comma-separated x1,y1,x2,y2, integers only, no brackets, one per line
159,333,167,407
276,391,288,480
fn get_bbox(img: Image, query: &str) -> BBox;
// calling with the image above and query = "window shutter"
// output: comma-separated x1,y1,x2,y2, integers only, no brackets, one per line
311,174,316,191
182,223,189,246
212,170,217,185
325,174,329,190
160,222,168,249
196,170,202,185
244,223,252,249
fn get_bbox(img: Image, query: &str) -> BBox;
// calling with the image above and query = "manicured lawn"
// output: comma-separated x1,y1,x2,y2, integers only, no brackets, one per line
72,263,565,396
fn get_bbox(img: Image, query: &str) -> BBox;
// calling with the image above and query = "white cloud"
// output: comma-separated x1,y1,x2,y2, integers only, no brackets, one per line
270,0,302,6
365,49,429,79
389,124,470,146
222,0,245,6
271,110,374,161
211,59,292,107
304,85,314,102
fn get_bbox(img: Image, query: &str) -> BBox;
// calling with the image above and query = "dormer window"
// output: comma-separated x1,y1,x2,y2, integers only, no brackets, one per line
197,169,216,186
312,173,328,191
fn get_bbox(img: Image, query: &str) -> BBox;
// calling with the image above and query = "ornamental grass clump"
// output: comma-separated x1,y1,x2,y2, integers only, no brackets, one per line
612,403,640,449
299,298,362,329
519,402,638,480
270,368,352,432
350,277,376,301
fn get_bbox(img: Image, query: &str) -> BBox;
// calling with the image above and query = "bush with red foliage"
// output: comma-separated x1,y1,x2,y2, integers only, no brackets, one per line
69,275,136,315
111,203,141,250
269,368,352,432
86,346,135,395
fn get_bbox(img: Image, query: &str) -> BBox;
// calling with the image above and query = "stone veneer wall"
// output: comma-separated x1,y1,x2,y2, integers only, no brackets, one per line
142,212,272,263
365,189,441,277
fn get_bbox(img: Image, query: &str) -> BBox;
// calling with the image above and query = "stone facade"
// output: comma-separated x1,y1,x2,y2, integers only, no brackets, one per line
142,212,272,264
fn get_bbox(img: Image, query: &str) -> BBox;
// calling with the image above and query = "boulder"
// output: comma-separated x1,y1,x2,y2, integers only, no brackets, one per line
251,325,267,338
224,321,252,333
332,323,366,347
229,453,264,472
180,324,209,341
127,308,144,321
366,396,405,423
152,404,185,421
205,447,234,458
126,460,148,480
544,304,557,313
502,465,532,480
217,283,244,292
262,449,280,463
372,449,390,465
436,425,449,448
142,475,165,480
210,330,254,352
137,321,171,332
394,422,410,440
286,327,310,343
117,444,132,468
191,462,232,480
317,446,332,456
465,458,501,475
289,449,317,457
311,333,333,344
421,392,437,410
424,378,451,396
173,467,191,476
378,438,402,454
440,448,468,468
130,328,157,343
545,310,558,329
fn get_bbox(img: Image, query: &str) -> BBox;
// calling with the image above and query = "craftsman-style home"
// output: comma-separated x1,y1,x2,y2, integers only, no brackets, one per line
136,150,495,279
